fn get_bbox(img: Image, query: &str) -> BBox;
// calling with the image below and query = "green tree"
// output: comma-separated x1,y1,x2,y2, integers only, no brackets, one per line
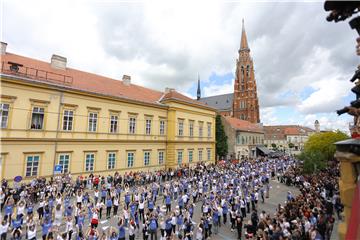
271,143,277,149
304,131,348,161
215,115,228,159
298,150,326,174
288,142,295,149
300,130,348,173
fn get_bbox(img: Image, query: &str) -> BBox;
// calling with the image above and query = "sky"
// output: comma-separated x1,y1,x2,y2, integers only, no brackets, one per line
1,0,358,132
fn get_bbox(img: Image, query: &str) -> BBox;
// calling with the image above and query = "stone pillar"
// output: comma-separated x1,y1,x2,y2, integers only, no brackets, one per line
335,139,360,240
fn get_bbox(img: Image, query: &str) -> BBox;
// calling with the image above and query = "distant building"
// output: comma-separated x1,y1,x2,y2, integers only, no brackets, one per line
315,120,320,132
197,19,260,124
222,116,265,159
264,125,315,154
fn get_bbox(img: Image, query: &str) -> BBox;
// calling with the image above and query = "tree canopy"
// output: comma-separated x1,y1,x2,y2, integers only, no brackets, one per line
299,130,348,173
303,131,348,161
215,115,228,159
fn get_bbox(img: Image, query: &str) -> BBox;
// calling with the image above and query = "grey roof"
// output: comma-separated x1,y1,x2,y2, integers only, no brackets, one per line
256,145,271,155
197,93,233,110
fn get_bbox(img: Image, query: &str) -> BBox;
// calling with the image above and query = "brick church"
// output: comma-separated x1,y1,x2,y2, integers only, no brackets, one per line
197,20,260,124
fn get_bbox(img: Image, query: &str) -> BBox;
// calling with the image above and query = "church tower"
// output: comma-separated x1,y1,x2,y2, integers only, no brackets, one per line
232,19,260,123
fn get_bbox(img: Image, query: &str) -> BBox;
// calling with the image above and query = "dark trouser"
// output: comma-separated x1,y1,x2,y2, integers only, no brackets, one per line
68,230,73,240
106,207,111,218
246,203,250,213
139,209,144,222
241,208,246,218
129,234,135,240
1,233,6,240
223,213,227,224
237,227,242,240
114,205,118,216
150,229,157,240
172,224,176,233
166,204,171,213
205,228,209,239
99,208,102,219
231,218,236,229
160,229,165,237
38,207,44,220
166,229,172,237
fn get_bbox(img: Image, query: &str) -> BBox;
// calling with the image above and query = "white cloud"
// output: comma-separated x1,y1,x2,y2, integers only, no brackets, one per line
260,107,278,125
203,79,234,97
2,0,357,130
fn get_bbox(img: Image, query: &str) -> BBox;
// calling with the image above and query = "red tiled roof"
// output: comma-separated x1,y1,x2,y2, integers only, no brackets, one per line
263,125,314,140
161,90,212,108
224,116,264,134
1,52,206,108
284,127,302,135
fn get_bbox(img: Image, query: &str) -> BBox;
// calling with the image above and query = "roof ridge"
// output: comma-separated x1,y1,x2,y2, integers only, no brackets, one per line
4,52,164,95
200,92,233,99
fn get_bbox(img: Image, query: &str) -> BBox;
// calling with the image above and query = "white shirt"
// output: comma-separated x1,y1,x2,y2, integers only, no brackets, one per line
196,227,203,240
27,228,37,239
66,220,73,232
76,195,83,203
129,225,135,236
171,216,176,225
0,223,8,234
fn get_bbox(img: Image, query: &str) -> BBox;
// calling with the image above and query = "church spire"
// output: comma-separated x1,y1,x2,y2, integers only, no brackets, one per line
240,19,249,51
197,74,201,100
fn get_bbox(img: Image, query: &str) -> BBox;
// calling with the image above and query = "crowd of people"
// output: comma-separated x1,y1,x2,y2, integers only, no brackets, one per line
0,156,342,240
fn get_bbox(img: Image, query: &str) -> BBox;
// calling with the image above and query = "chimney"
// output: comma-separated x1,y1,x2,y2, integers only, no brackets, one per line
0,42,7,55
165,87,175,93
122,75,131,86
51,54,67,70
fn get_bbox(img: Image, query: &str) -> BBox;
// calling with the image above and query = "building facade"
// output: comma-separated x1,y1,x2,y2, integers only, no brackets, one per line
198,20,260,124
0,42,216,181
264,125,315,154
222,116,264,159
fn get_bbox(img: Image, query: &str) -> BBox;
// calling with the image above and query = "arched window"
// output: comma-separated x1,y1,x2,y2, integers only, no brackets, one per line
241,66,245,82
246,65,250,77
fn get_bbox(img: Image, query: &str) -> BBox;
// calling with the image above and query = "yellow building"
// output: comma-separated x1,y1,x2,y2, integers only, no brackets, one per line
0,42,216,180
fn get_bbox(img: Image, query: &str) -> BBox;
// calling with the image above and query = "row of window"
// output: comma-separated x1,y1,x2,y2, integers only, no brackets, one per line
176,149,212,165
237,134,264,145
0,103,167,135
177,120,212,138
22,148,211,177
24,150,167,177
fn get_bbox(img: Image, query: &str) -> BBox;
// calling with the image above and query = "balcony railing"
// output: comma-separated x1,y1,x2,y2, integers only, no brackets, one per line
1,61,73,85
